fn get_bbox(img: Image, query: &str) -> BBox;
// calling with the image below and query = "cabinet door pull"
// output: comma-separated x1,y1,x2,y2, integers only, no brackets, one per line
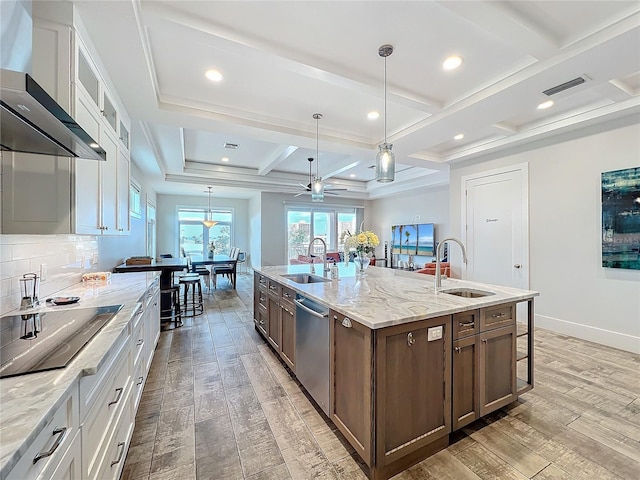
108,387,124,407
137,338,144,346
342,317,352,328
137,376,144,385
482,339,488,344
33,427,67,464
259,319,265,325
491,313,507,319
407,332,415,346
283,292,291,298
110,442,126,467
454,346,461,353
459,321,474,327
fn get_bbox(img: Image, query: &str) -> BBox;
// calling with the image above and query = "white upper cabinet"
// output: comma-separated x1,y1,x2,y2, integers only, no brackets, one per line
2,6,131,236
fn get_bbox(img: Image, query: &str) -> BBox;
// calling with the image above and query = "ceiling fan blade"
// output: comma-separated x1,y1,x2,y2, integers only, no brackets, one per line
293,192,306,197
298,183,309,189
325,188,348,191
325,191,340,195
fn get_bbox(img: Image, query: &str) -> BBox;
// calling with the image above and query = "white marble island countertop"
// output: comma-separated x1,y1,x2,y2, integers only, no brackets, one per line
0,271,160,479
254,264,538,329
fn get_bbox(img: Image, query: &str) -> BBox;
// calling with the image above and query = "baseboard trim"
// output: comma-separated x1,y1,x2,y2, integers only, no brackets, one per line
535,314,640,354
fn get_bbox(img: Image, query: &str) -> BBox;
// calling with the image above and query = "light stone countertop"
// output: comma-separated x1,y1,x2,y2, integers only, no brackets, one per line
254,263,538,329
0,271,160,479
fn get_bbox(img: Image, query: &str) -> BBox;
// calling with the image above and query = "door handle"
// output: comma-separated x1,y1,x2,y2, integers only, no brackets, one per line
407,332,415,346
514,264,521,269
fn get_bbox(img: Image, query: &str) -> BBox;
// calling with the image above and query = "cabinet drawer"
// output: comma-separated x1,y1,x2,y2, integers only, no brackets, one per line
82,345,132,480
258,290,268,309
131,303,144,331
480,303,515,331
132,318,145,370
132,361,145,415
267,280,281,297
6,388,78,480
281,286,295,303
257,274,268,289
453,310,479,339
39,429,81,480
98,400,134,480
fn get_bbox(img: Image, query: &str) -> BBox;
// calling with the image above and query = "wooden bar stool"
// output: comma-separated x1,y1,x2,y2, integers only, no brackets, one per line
179,274,203,317
160,286,183,328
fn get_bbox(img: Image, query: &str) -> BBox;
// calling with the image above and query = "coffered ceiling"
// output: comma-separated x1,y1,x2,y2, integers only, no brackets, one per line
74,0,640,200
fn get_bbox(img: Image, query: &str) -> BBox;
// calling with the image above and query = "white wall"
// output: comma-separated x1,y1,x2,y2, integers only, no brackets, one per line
248,193,262,269
156,194,249,258
369,186,450,268
450,122,640,353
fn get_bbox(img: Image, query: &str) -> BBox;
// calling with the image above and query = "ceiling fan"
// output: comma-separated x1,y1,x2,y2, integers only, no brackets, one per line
294,157,348,197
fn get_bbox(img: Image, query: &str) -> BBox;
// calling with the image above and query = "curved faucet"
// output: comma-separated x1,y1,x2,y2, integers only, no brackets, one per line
435,237,468,289
308,237,329,276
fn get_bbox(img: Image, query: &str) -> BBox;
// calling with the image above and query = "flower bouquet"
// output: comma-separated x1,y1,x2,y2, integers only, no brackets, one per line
342,228,380,275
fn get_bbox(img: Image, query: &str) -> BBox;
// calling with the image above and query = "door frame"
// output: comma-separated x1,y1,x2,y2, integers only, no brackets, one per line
460,163,529,289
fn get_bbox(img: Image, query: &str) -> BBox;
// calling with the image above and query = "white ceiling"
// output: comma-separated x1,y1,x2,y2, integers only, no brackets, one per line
74,0,640,200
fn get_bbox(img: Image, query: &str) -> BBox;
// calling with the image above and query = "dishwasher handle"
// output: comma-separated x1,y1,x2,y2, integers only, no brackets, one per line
294,299,329,318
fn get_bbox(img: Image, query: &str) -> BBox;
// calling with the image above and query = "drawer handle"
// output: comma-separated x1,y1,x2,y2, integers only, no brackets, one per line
342,317,352,328
110,442,126,467
259,319,265,325
454,346,461,353
137,338,144,346
491,313,507,319
137,376,144,385
283,292,291,298
407,332,415,346
33,427,67,464
482,339,488,344
459,321,475,327
108,387,124,407
259,296,266,302
269,285,277,290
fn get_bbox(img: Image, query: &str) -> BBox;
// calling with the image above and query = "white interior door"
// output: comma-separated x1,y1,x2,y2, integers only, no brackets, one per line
463,164,529,290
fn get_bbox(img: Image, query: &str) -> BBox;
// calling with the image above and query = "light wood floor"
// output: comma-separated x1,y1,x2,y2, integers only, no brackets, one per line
121,274,640,480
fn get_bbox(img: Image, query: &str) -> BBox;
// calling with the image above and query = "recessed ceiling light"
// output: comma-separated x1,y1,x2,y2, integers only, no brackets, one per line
205,69,223,82
443,56,463,71
221,157,229,162
537,100,554,110
454,133,464,140
367,111,380,120
350,173,356,178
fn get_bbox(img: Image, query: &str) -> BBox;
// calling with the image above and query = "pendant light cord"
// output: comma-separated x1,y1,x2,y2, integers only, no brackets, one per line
384,55,387,144
316,115,320,178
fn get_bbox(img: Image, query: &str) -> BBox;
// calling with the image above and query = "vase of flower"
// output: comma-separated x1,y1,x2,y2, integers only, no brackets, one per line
355,252,370,276
208,242,215,259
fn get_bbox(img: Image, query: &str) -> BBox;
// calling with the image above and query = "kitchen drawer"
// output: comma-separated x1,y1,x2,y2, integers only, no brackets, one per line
6,388,78,480
131,317,145,370
453,310,479,339
257,274,268,289
267,280,281,297
131,302,144,331
39,429,81,480
132,360,145,412
256,305,268,336
258,290,268,309
281,286,295,303
82,343,132,480
480,303,515,332
98,398,134,480
79,328,130,421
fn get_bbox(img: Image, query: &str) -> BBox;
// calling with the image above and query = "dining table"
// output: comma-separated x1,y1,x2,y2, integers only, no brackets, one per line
113,258,187,312
190,254,238,289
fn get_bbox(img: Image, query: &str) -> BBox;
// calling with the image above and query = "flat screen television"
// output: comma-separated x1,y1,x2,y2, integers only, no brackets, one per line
391,223,435,257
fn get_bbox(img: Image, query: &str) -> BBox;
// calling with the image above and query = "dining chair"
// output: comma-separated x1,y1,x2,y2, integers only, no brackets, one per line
212,248,240,289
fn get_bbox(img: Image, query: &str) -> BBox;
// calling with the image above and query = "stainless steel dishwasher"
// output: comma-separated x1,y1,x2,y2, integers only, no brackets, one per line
294,294,330,416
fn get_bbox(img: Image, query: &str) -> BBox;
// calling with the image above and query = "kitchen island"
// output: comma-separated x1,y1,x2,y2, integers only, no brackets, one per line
253,263,537,480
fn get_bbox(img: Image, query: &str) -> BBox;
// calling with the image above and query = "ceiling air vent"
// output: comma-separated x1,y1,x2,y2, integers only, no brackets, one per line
543,77,586,96
224,142,239,149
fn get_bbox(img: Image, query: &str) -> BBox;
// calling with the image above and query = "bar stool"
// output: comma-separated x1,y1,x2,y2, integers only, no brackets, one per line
160,286,183,328
179,274,203,317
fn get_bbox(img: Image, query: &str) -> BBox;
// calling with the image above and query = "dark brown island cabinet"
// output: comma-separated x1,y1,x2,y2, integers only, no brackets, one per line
253,272,534,480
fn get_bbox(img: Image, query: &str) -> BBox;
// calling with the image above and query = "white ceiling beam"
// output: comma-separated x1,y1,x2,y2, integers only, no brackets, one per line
322,160,362,181
437,0,559,59
258,145,298,176
490,122,518,134
596,79,637,101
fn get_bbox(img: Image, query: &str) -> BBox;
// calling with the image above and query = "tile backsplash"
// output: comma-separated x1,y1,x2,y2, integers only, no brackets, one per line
0,234,99,315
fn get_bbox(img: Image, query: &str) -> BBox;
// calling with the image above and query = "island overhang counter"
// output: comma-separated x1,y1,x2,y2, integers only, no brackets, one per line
253,263,538,480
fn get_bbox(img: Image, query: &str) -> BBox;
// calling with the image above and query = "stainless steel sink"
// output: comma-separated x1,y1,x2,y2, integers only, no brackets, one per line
281,273,332,284
440,288,494,298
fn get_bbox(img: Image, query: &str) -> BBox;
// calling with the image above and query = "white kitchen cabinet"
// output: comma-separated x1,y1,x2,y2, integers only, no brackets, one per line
145,287,161,372
1,7,130,236
6,387,79,480
39,430,81,480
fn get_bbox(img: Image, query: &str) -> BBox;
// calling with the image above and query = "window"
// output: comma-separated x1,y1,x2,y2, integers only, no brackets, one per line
146,199,156,258
130,181,141,219
286,206,358,261
178,208,233,257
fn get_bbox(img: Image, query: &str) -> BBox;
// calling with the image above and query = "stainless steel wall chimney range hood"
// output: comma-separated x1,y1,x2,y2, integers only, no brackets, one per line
0,69,106,161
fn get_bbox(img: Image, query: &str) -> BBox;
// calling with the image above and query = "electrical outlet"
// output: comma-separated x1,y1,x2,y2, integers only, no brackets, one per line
40,263,47,282
427,326,443,341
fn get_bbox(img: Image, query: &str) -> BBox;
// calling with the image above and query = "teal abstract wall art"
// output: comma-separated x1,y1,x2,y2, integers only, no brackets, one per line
602,167,640,270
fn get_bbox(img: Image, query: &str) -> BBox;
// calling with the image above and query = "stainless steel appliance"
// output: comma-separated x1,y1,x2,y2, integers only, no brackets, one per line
0,304,123,379
19,272,39,310
294,294,330,416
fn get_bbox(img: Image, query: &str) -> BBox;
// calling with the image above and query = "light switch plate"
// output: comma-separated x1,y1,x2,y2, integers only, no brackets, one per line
428,326,443,341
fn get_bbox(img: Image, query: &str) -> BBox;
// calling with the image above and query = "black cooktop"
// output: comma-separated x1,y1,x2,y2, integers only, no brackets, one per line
0,304,123,379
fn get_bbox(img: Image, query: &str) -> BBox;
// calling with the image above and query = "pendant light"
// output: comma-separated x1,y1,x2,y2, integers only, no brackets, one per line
311,113,324,202
375,44,395,183
202,186,218,228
